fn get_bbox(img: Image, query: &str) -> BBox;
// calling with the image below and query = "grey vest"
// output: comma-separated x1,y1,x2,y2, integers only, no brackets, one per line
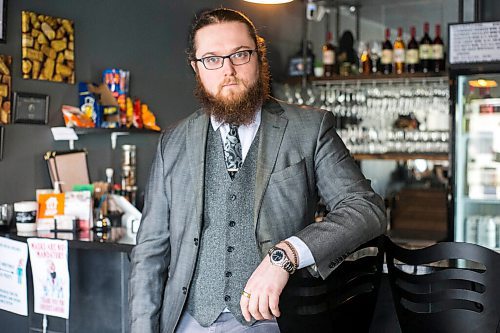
186,126,261,327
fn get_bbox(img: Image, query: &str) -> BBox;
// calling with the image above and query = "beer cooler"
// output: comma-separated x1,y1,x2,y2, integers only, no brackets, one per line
449,21,500,250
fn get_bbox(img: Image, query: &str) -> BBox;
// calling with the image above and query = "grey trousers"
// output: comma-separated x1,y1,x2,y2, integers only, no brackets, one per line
175,311,280,333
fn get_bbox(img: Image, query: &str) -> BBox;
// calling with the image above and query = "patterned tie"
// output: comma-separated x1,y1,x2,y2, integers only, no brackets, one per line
224,124,243,180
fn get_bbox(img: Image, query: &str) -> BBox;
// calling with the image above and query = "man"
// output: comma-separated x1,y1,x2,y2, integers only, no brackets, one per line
129,8,386,333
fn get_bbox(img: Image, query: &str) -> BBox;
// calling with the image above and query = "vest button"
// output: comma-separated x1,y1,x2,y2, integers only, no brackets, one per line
227,246,234,253
229,221,236,227
230,194,237,201
225,271,232,277
182,287,187,295
224,295,231,302
194,238,199,246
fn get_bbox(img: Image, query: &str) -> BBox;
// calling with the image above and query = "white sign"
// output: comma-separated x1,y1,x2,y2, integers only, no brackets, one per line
0,238,28,316
27,238,70,319
449,22,500,64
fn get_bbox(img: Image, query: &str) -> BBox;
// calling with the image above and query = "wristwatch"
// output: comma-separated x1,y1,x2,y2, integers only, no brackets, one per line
268,246,297,274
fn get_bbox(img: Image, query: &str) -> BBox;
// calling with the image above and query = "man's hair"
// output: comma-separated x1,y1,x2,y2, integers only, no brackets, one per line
186,8,267,66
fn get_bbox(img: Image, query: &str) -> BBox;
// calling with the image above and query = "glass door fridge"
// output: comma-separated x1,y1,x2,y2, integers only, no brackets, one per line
449,22,500,250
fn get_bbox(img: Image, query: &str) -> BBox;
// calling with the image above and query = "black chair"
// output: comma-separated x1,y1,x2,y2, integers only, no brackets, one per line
385,236,500,333
277,236,384,333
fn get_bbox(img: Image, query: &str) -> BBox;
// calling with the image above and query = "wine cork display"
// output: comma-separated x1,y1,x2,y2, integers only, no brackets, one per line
0,55,12,124
21,11,75,84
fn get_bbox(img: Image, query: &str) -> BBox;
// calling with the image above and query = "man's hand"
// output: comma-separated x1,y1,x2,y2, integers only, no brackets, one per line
240,242,297,322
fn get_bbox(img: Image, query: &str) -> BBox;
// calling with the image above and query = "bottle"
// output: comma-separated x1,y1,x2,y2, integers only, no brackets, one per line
393,27,405,74
432,24,445,73
288,41,314,77
406,26,419,73
419,22,432,73
360,42,372,75
381,28,393,75
322,31,336,77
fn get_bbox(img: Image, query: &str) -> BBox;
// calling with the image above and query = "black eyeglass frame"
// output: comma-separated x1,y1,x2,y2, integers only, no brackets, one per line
194,49,257,70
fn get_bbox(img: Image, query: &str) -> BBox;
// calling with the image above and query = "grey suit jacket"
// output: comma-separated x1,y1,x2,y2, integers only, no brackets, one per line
129,98,386,333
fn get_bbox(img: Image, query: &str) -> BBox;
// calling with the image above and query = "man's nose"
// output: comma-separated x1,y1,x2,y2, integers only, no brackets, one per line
221,58,236,76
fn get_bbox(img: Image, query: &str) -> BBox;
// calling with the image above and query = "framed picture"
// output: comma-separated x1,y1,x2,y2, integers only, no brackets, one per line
0,125,4,160
13,92,49,124
0,0,6,43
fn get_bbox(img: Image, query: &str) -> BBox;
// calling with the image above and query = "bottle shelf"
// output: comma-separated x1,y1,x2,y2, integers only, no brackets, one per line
353,152,449,161
73,127,160,135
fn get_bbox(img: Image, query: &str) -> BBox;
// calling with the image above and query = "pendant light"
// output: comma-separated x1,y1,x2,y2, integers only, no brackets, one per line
243,0,294,4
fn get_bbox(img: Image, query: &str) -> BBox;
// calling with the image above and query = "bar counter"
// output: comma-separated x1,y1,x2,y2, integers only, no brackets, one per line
0,227,135,333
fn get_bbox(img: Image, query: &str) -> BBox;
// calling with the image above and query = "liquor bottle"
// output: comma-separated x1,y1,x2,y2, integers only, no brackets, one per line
381,28,393,75
419,22,432,73
393,27,405,74
432,24,445,73
322,31,336,77
406,26,419,73
360,43,372,75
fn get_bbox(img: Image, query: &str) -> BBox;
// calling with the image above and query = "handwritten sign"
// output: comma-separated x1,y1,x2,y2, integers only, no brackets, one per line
27,238,70,319
0,238,28,316
449,22,500,64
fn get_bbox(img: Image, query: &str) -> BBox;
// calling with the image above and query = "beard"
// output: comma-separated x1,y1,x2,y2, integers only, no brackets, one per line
195,63,270,126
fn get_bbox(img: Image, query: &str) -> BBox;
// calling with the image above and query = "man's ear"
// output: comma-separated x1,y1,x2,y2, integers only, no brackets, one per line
190,61,198,74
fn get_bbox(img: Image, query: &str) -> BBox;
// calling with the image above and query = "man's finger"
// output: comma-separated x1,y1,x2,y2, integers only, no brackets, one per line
268,293,281,318
248,293,264,320
240,291,252,322
258,293,273,320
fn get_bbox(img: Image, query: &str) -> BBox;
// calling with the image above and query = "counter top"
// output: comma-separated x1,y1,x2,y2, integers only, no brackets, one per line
0,227,136,253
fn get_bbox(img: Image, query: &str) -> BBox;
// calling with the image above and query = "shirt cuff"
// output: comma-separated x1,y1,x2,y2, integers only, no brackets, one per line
286,236,315,269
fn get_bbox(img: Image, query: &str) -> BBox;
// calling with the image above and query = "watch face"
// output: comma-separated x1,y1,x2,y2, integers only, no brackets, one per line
271,249,284,263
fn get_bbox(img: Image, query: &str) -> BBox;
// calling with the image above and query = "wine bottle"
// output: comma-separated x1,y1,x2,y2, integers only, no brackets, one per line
322,31,336,77
419,22,432,73
393,27,405,74
406,26,419,73
381,28,393,75
432,24,445,73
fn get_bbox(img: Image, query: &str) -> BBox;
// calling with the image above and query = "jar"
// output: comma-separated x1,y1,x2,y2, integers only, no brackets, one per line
121,145,136,166
14,201,38,232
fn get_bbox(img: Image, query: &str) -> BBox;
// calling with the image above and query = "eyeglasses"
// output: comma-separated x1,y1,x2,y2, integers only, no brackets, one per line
195,49,257,70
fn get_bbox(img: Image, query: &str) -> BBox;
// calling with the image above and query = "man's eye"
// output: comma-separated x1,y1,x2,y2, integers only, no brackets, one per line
232,52,246,59
205,57,220,64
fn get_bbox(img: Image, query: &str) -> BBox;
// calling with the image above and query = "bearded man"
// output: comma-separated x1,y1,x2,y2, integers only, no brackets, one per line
129,8,386,333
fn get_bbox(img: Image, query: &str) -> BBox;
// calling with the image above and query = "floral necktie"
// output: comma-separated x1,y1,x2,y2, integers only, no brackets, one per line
224,124,243,180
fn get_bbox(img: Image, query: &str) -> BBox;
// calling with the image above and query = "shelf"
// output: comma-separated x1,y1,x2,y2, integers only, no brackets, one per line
462,197,500,205
353,152,449,161
74,127,160,135
283,72,448,85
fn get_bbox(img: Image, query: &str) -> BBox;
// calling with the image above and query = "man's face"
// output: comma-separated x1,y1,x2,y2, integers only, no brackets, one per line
191,22,259,102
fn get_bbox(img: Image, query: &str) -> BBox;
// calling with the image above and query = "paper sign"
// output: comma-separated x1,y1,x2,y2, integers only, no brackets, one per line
50,127,78,141
28,238,70,319
0,238,29,316
449,21,500,64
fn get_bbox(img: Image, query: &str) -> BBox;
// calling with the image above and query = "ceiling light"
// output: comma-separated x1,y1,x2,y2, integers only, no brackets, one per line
469,79,498,88
244,0,294,4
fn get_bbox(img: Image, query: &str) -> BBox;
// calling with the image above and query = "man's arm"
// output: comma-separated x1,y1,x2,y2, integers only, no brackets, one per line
295,111,387,278
129,133,171,333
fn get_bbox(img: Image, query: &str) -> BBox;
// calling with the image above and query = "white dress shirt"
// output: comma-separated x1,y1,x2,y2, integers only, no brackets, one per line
210,111,315,269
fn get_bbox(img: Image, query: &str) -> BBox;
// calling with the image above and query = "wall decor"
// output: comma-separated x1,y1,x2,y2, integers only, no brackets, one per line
0,54,11,124
13,92,49,124
21,11,75,84
0,125,3,160
0,0,7,43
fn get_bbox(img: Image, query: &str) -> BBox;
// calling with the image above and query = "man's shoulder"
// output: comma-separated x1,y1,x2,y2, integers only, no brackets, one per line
158,109,206,146
270,98,328,123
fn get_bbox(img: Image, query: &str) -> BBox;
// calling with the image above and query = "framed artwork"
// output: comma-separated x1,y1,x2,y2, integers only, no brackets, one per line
0,0,7,43
21,11,75,83
13,92,49,124
0,125,3,161
0,54,12,124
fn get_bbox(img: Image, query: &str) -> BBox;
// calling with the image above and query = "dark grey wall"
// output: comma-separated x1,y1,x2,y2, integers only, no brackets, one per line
0,1,303,205
479,0,500,21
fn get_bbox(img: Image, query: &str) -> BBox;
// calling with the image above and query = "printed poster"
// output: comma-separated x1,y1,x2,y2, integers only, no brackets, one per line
0,237,28,316
27,238,70,319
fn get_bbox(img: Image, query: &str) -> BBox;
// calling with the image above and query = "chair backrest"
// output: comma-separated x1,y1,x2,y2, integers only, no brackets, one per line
277,236,384,333
385,236,500,333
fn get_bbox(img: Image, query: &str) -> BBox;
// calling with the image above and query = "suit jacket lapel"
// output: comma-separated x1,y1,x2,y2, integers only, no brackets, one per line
187,111,209,234
254,99,288,229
